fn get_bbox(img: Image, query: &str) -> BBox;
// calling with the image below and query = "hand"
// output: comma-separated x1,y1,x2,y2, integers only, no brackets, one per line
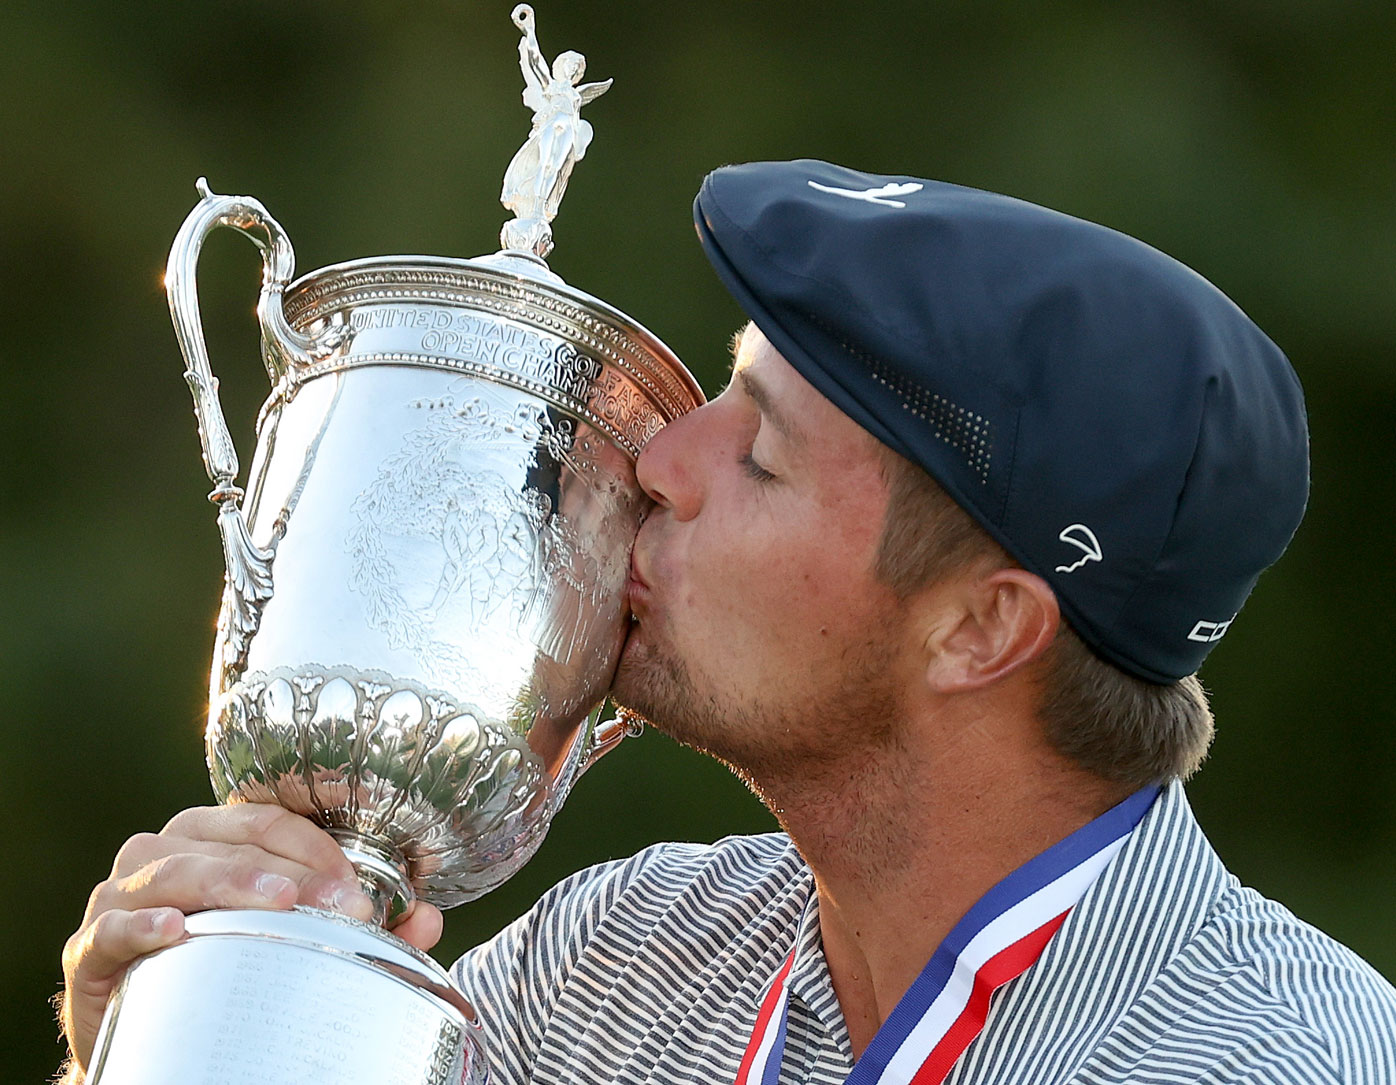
58,804,444,1076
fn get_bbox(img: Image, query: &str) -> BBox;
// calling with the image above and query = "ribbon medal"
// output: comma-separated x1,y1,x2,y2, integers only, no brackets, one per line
735,787,1157,1085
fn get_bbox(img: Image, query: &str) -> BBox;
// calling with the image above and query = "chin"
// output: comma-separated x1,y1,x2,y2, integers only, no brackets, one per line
610,624,784,777
611,635,708,741
609,641,672,727
612,656,743,767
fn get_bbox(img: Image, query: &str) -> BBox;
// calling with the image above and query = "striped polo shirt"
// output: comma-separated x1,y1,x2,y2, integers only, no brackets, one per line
452,782,1396,1083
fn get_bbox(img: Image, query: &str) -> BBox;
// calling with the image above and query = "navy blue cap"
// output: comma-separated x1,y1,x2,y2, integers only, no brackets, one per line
695,160,1309,683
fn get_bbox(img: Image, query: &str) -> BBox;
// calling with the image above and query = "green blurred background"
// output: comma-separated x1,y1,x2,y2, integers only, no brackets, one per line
3,0,1393,1078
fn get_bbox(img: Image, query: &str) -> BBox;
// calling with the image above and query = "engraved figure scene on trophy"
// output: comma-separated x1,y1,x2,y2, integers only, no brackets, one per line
345,381,641,736
499,3,612,257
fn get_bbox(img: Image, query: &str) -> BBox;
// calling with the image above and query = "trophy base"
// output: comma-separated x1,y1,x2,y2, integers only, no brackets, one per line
87,906,487,1084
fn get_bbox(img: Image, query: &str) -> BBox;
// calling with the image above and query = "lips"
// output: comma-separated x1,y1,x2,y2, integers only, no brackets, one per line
626,537,660,620
626,559,652,619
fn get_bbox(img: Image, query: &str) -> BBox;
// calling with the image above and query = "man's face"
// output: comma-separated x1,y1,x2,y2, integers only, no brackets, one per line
612,324,916,778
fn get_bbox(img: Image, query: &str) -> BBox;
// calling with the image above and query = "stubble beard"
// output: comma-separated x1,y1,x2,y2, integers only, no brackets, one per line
610,626,752,765
611,617,905,807
612,618,918,885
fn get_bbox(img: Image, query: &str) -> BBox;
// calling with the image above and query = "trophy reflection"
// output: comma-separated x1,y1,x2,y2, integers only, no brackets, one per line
84,7,703,1083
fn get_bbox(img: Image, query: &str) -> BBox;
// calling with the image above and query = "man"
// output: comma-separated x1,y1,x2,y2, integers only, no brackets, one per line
59,161,1396,1083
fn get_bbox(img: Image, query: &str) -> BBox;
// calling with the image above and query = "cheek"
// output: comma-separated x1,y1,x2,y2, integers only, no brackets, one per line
690,532,879,650
656,463,892,655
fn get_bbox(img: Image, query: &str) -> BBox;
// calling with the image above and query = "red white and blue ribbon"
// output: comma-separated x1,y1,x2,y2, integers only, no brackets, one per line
734,786,1158,1085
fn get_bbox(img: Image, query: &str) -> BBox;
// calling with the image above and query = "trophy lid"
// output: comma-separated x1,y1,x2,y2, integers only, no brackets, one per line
262,3,702,456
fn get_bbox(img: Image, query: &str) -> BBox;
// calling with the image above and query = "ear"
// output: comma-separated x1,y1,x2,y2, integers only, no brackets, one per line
923,569,1060,693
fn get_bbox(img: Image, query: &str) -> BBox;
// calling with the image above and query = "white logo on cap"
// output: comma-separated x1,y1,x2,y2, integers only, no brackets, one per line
1187,616,1235,643
1054,524,1103,573
807,180,924,208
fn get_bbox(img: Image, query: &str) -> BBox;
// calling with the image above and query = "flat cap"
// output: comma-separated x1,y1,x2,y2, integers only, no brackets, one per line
695,159,1309,683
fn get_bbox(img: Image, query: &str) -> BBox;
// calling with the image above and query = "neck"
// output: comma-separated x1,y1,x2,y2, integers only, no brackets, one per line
751,703,1127,1058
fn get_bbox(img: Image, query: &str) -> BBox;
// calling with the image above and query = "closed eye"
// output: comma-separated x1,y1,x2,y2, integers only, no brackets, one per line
741,451,777,482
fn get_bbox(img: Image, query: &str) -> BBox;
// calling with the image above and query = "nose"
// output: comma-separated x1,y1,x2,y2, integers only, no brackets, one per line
635,403,708,521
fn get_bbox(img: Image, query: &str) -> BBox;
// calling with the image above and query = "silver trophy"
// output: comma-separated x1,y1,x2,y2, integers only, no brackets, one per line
85,7,702,1082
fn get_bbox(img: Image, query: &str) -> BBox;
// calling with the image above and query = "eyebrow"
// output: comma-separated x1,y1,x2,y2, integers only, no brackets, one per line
737,368,807,448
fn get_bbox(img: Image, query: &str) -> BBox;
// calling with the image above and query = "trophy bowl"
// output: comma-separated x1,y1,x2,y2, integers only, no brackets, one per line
193,243,702,920
88,207,702,1085
83,8,704,1082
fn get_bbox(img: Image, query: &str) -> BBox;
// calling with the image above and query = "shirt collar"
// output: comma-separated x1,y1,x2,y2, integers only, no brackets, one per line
946,780,1233,1080
786,871,856,1060
780,783,1195,1063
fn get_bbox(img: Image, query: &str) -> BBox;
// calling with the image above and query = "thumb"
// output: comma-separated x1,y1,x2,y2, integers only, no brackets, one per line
391,901,444,954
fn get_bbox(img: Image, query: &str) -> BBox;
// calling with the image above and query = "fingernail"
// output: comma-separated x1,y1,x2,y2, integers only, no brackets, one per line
144,908,182,935
322,880,372,916
254,872,296,901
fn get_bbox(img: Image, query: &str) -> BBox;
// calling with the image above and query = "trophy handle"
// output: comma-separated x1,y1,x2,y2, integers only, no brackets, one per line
165,179,352,680
581,706,646,771
166,177,352,488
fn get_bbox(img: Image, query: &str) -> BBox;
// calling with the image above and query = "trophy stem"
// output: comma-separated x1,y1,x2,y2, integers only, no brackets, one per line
330,829,415,927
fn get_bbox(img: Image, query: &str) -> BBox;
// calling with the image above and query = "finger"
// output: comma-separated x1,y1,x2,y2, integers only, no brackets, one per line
391,901,444,952
109,836,373,918
107,855,301,913
113,831,327,888
112,849,364,912
62,907,185,1071
65,906,185,988
160,804,357,881
93,856,375,931
102,834,376,932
